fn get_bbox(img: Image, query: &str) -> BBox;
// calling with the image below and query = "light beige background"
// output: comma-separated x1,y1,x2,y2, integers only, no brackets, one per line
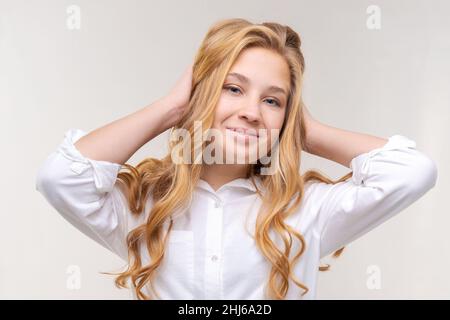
1,0,448,299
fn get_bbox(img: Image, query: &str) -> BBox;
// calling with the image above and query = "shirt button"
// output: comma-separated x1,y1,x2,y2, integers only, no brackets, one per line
214,200,222,208
211,255,219,262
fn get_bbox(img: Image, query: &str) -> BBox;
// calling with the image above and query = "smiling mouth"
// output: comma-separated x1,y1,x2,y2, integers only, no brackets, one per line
225,127,259,137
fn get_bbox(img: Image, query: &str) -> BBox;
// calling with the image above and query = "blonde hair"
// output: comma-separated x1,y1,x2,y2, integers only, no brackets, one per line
108,18,350,300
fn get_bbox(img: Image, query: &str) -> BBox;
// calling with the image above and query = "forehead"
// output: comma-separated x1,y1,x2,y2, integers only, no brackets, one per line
226,47,290,94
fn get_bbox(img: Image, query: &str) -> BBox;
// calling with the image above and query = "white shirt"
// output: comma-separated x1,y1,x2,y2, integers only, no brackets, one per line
35,129,437,299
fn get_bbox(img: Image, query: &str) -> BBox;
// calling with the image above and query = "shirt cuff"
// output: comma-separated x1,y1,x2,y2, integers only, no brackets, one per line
57,128,123,194
349,135,417,186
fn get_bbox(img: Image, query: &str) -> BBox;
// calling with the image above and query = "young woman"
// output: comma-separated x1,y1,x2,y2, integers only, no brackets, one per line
36,18,437,300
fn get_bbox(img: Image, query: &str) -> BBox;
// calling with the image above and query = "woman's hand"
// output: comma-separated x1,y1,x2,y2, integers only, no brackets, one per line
158,63,194,130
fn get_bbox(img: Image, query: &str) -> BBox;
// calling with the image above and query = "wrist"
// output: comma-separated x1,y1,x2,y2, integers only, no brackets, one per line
155,97,185,130
303,108,316,154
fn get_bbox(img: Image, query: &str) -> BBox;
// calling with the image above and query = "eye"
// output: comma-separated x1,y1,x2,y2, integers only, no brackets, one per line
223,85,242,95
223,85,281,107
264,98,281,107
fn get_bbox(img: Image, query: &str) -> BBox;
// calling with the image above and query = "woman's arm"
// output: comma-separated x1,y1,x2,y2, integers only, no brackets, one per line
303,106,388,168
35,65,194,259
74,65,193,165
74,98,181,165
301,107,438,258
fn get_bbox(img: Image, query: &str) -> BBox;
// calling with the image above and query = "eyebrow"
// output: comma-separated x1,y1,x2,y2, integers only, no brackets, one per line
226,72,288,97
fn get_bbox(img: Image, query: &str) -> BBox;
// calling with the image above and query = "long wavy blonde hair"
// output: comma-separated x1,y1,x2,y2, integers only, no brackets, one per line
109,18,350,300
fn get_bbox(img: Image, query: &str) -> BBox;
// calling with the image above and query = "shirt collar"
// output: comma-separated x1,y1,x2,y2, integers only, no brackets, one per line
196,176,264,193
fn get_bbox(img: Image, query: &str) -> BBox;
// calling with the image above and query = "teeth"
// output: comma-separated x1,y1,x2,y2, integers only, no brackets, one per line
228,128,257,137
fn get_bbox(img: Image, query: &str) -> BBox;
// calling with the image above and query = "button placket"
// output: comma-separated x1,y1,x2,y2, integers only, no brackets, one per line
204,197,224,299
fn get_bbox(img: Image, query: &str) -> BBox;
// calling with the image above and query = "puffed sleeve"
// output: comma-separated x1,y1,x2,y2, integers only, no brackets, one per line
317,134,438,258
35,129,137,261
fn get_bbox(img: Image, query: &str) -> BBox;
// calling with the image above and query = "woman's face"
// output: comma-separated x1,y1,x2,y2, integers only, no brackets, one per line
211,47,290,165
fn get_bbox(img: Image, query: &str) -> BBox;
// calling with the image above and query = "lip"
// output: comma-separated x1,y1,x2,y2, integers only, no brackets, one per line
226,127,259,137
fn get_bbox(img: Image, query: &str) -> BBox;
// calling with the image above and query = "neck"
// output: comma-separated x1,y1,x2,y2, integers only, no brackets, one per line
199,164,250,191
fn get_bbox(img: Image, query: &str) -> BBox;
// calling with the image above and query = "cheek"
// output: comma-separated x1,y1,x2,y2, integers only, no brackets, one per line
213,98,234,127
266,110,286,132
265,113,286,147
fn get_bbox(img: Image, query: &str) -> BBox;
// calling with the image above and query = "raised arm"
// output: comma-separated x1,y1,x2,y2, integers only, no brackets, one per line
300,107,438,259
302,106,388,168
35,65,193,260
74,65,193,164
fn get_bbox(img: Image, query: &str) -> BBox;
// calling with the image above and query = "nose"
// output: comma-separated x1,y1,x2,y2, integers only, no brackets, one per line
237,97,262,124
